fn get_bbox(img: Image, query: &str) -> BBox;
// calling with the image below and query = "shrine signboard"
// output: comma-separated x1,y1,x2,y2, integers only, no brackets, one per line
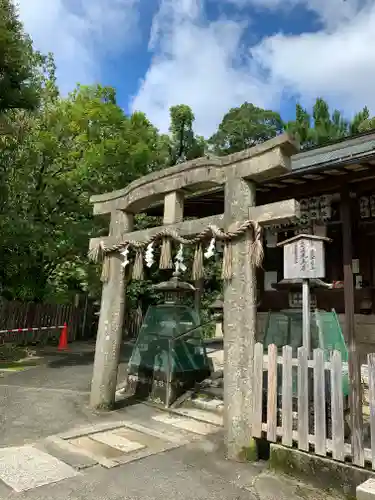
283,235,326,280
277,234,331,357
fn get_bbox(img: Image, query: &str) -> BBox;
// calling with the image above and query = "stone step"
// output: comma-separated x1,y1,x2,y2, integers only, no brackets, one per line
190,395,224,414
357,478,375,500
35,436,98,470
152,413,220,436
170,406,224,427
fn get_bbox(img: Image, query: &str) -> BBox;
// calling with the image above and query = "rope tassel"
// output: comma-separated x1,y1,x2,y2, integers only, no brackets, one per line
132,249,144,280
250,222,264,267
221,241,232,281
92,220,264,283
88,240,104,263
101,255,110,282
192,243,204,280
159,237,173,269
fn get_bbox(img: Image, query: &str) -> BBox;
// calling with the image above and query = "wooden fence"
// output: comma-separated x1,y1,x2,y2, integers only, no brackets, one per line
0,300,94,344
252,342,375,469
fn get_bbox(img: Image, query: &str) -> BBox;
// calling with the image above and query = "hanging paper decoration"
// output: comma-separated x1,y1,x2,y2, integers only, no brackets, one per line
174,244,187,273
360,196,371,218
145,242,155,268
204,238,216,259
319,194,331,221
370,195,375,218
121,246,130,268
89,219,265,283
299,198,309,225
309,197,319,221
265,228,277,248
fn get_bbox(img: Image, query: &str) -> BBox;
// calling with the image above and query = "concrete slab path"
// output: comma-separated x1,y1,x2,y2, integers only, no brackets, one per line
0,341,344,500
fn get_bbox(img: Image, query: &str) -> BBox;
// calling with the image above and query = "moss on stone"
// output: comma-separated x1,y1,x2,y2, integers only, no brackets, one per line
93,402,114,411
269,444,374,499
238,438,258,462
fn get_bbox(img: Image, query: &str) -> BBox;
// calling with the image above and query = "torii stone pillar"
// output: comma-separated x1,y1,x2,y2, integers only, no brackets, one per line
223,173,299,459
90,209,134,409
224,174,256,460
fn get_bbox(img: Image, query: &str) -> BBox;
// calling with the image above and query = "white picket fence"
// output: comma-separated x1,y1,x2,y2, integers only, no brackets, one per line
252,343,375,468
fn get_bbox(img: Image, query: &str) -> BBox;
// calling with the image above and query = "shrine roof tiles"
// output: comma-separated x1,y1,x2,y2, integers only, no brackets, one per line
291,131,375,173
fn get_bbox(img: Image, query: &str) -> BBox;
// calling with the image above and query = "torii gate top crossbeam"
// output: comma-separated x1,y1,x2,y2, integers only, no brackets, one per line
90,134,298,216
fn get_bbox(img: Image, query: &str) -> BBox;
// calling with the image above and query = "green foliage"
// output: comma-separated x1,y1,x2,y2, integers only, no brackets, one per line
0,0,41,113
168,104,205,165
1,4,375,314
285,98,375,149
0,63,169,301
209,102,283,155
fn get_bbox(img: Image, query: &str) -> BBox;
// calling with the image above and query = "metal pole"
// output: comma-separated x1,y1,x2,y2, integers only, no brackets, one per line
302,278,311,357
81,293,89,340
166,339,173,408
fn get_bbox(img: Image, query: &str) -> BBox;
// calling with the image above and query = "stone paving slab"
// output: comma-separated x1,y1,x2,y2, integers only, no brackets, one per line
0,445,79,492
31,411,213,475
170,406,224,426
69,436,126,468
90,430,146,453
35,436,98,470
152,413,220,435
0,404,228,492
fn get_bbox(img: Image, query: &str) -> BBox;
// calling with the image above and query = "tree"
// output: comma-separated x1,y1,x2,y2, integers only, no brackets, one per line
0,81,169,302
350,106,375,133
286,98,350,149
209,102,283,156
0,0,40,114
167,104,205,165
284,104,313,148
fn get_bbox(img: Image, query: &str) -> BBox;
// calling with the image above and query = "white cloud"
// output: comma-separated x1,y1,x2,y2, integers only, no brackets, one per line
132,0,375,137
251,2,375,115
130,0,278,137
16,0,375,137
17,0,140,94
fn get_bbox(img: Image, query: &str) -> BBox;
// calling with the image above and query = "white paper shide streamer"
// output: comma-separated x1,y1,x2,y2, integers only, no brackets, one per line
204,238,216,259
121,245,130,268
174,244,187,273
145,242,155,268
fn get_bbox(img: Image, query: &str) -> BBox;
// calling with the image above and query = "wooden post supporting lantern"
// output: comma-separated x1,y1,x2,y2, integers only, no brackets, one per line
277,234,331,357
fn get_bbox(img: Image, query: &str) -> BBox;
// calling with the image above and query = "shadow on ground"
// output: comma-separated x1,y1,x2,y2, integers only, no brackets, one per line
0,340,135,446
47,344,133,369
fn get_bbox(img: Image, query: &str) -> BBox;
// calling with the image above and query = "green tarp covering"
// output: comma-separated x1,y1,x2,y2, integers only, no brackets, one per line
263,309,349,398
126,304,211,405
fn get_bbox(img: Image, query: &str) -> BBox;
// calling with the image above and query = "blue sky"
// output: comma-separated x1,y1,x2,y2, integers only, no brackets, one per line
17,0,375,137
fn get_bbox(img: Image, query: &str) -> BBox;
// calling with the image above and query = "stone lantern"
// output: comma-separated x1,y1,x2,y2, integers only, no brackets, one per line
209,294,224,339
123,271,211,407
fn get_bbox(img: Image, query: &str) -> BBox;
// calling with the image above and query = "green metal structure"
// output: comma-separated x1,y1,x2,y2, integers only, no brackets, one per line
125,274,211,407
262,307,350,437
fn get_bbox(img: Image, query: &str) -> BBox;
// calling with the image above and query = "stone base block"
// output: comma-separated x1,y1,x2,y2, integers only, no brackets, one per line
357,479,375,500
269,443,375,499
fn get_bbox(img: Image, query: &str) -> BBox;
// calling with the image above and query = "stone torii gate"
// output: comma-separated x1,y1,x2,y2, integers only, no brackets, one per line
88,134,300,460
